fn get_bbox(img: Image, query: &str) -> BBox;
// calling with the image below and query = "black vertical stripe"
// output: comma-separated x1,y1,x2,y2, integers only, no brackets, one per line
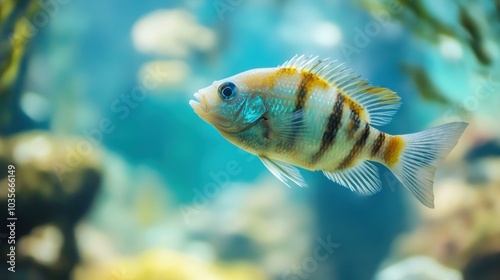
283,72,314,150
347,110,361,138
294,72,312,113
370,132,385,157
311,93,345,163
338,123,371,170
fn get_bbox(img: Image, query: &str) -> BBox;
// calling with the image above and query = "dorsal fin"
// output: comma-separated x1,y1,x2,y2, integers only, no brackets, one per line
279,55,401,127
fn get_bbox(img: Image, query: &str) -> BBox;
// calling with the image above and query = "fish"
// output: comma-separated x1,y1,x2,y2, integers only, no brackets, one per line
190,55,468,208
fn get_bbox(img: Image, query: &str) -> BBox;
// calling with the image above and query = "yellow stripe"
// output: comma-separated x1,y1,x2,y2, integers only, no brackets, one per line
268,67,298,89
384,136,405,167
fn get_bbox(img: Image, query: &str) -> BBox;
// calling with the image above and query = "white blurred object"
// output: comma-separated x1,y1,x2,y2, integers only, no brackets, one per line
18,225,64,266
132,9,216,57
138,60,190,89
278,6,343,50
13,135,52,164
20,92,51,122
75,223,120,264
439,35,463,61
312,21,343,48
375,256,462,280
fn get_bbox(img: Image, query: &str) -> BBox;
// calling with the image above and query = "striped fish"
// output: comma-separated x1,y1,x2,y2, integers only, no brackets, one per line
190,55,467,208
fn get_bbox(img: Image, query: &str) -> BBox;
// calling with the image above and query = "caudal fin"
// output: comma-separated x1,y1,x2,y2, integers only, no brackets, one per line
389,122,468,208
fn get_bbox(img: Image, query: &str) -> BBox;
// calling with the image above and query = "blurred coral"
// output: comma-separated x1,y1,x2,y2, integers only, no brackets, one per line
0,131,103,280
73,249,268,280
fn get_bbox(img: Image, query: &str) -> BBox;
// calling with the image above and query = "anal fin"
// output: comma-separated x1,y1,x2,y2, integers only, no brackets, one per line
323,161,381,195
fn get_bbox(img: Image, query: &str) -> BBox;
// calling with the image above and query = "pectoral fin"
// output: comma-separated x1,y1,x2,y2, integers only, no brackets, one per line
267,110,315,142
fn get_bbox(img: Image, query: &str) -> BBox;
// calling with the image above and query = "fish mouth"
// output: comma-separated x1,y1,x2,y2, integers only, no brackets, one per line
189,92,208,114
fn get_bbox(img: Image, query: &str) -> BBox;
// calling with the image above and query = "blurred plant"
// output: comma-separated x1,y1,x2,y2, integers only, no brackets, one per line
0,0,37,133
400,63,451,105
356,0,500,117
357,0,498,66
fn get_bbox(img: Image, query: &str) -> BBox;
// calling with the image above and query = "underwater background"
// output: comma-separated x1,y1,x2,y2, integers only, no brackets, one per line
1,0,500,279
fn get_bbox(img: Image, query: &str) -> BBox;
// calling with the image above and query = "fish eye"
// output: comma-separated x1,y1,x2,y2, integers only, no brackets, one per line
218,82,238,100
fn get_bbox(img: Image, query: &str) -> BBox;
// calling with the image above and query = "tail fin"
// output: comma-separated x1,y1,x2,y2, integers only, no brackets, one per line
389,122,468,208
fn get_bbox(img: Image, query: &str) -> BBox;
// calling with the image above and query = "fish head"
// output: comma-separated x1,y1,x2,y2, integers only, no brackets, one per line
190,71,267,133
